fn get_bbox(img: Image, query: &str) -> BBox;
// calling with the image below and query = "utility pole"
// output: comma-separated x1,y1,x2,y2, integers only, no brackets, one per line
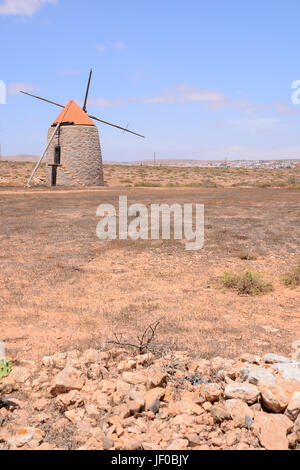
154,152,156,166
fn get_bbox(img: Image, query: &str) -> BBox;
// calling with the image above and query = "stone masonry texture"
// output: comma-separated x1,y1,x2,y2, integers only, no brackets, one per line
45,125,104,187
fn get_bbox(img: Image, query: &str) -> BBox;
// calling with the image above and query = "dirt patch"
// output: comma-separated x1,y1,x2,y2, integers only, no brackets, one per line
0,187,299,362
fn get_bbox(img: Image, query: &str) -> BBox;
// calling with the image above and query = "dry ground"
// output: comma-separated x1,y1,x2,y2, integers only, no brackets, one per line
0,183,299,363
0,160,300,189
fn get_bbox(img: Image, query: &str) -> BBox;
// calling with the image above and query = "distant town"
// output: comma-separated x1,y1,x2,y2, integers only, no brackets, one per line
116,158,300,170
191,159,299,170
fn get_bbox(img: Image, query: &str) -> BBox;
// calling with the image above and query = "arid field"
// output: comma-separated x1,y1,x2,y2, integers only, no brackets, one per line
0,162,299,363
0,160,300,189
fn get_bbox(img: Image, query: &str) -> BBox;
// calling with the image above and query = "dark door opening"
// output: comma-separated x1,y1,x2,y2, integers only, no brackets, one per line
51,166,57,186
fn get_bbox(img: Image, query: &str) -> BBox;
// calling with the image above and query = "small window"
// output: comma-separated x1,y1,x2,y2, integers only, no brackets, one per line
54,145,61,165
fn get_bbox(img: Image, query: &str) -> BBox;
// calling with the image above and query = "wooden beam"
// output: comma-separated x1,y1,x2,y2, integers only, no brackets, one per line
26,123,61,187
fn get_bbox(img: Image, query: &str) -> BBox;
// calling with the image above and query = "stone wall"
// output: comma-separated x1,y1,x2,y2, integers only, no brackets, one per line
45,125,104,187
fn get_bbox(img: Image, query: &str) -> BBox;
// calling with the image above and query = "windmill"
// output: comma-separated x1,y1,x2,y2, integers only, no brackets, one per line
21,69,145,187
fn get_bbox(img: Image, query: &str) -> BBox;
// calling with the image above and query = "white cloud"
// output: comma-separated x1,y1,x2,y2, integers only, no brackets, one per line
139,84,228,106
95,41,125,52
228,117,279,132
112,41,125,50
0,0,57,16
133,85,299,117
7,82,39,94
88,98,114,107
95,44,107,52
61,70,81,76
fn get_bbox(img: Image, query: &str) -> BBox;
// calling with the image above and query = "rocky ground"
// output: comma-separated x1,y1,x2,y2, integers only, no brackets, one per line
0,341,300,451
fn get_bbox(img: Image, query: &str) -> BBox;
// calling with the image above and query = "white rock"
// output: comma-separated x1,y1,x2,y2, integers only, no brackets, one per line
240,367,275,385
263,354,290,364
276,363,300,382
240,353,260,364
224,383,260,404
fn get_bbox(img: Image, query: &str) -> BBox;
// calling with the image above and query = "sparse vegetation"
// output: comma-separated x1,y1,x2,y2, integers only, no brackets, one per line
0,185,298,365
237,252,258,261
222,269,273,295
134,182,162,187
1,160,299,189
282,261,300,288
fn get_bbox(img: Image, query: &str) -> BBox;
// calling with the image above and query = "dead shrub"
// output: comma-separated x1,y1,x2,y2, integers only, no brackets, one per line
107,317,164,355
237,251,258,261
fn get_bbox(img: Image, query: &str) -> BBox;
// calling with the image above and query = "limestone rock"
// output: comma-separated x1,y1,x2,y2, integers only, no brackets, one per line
241,353,260,364
117,360,136,373
277,363,300,382
65,408,85,425
203,383,223,402
55,390,84,411
168,439,189,450
225,399,254,428
211,405,231,423
147,366,167,389
263,353,289,364
145,387,165,411
92,390,111,410
122,371,147,385
259,383,288,413
33,398,49,411
292,350,300,363
7,367,31,385
294,414,300,440
241,367,275,385
224,383,260,404
285,392,300,421
169,399,204,416
8,427,44,449
252,412,293,450
50,367,84,397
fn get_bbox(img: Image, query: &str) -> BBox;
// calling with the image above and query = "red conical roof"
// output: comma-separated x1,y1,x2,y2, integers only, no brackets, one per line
52,100,96,126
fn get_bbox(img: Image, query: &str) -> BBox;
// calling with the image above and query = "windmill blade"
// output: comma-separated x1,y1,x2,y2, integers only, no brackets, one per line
20,91,64,109
83,69,93,113
89,114,145,138
20,89,145,138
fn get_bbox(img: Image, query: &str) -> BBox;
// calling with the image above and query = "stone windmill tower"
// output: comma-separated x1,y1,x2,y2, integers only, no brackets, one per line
21,70,145,187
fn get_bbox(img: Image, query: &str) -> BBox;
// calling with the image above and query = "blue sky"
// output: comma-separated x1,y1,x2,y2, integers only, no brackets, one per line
1,0,300,161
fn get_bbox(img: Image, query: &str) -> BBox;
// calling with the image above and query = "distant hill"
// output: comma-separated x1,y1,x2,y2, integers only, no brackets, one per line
1,155,39,162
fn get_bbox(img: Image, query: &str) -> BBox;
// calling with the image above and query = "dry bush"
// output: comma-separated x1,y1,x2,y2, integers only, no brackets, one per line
236,251,258,261
222,269,273,296
107,317,164,355
282,261,300,288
